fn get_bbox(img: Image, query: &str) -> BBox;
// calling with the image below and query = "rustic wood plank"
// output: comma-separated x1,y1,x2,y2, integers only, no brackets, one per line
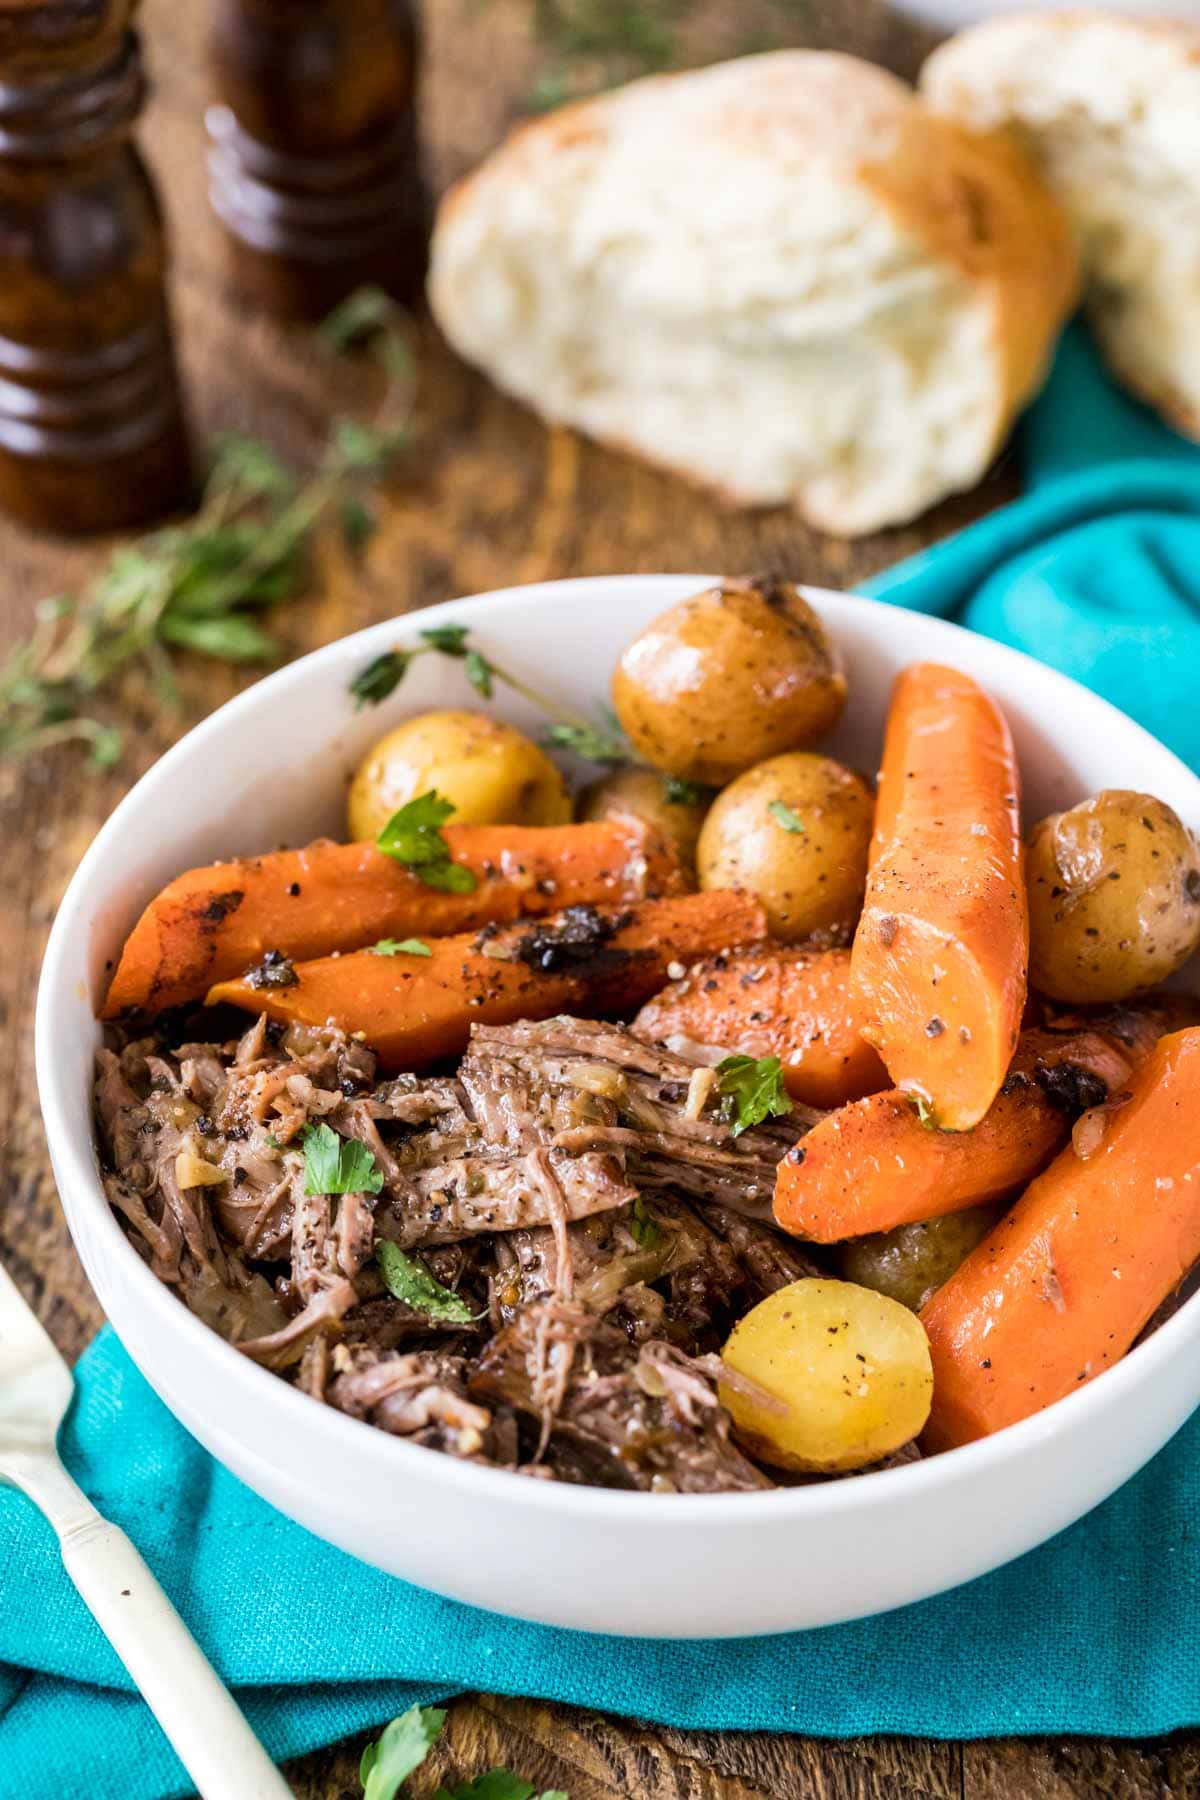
0,1,1193,1795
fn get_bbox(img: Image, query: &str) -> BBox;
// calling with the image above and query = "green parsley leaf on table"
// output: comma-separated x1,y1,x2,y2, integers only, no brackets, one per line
768,800,806,835
369,937,432,957
301,1123,384,1197
716,1054,793,1138
359,1704,446,1800
436,1774,569,1800
375,791,478,894
376,1241,477,1324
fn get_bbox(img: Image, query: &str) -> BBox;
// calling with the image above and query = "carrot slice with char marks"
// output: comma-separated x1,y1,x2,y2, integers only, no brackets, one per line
774,999,1194,1242
920,1026,1200,1451
631,946,887,1110
102,816,683,1017
207,890,766,1071
850,662,1028,1132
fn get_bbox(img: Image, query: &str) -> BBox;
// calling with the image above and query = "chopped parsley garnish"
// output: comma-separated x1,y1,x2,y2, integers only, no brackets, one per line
716,1054,793,1138
350,649,411,708
376,1240,477,1324
662,775,711,807
369,936,432,957
629,1197,663,1250
768,800,806,835
301,1122,384,1196
911,1093,939,1132
358,1703,567,1800
375,791,478,894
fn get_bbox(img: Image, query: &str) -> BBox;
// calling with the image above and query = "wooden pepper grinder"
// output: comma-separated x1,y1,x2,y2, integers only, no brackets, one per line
206,0,428,322
0,0,191,533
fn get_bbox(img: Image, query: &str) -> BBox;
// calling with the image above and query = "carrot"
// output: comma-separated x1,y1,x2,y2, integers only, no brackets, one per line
206,890,766,1070
774,1000,1194,1242
630,946,888,1110
849,662,1028,1132
919,1026,1200,1451
101,816,683,1017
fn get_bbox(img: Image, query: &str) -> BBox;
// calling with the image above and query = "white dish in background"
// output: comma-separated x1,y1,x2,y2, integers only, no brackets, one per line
35,575,1200,1639
901,0,1189,29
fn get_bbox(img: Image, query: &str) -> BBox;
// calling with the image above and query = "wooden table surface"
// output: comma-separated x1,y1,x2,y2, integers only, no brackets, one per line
1,2,1195,1795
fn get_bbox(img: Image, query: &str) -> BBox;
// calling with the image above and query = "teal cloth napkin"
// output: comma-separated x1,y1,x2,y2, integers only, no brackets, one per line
4,323,1200,1798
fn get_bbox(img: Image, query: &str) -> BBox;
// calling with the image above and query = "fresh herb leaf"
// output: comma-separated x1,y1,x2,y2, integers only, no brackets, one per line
376,790,479,893
435,1775,569,1800
359,1703,446,1800
331,417,404,476
419,623,471,656
319,285,402,355
340,496,376,553
263,1134,282,1149
301,1122,385,1196
541,720,627,764
465,648,494,698
376,1240,477,1324
207,433,296,499
629,1197,662,1250
1,288,414,769
662,776,710,807
370,937,432,957
768,800,806,835
912,1094,939,1131
716,1054,793,1138
351,649,411,708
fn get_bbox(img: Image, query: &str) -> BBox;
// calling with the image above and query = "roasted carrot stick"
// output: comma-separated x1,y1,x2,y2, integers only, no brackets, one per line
631,946,888,1110
207,890,766,1070
775,1000,1196,1242
102,816,684,1017
849,662,1028,1132
920,1026,1200,1451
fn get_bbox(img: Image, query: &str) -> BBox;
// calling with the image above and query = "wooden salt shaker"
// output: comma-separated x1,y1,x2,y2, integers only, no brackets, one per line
206,0,428,322
0,0,191,533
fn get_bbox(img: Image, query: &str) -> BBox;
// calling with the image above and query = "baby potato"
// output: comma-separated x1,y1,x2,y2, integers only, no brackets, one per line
611,575,847,785
347,708,571,840
1027,789,1200,1003
697,752,874,944
719,1278,933,1473
579,766,708,880
836,1206,1005,1314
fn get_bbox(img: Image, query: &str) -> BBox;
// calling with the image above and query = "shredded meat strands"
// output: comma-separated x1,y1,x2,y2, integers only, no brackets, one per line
94,1010,900,1491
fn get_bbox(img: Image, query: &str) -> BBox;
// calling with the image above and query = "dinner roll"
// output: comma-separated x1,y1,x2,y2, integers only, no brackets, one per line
429,51,1077,536
922,14,1200,440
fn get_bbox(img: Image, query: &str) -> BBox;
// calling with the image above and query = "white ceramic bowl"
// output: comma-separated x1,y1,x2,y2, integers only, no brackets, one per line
36,575,1200,1639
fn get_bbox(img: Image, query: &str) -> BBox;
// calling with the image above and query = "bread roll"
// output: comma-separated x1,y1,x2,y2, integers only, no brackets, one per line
429,51,1078,536
922,14,1200,439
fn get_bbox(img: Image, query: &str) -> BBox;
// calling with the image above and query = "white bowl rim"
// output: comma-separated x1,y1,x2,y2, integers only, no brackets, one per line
35,573,1200,1528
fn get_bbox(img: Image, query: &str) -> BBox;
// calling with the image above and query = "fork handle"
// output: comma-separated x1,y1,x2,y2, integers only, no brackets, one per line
60,1513,294,1799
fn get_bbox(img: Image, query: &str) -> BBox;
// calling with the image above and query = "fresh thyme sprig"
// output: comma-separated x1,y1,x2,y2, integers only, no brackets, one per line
0,286,414,769
351,623,631,765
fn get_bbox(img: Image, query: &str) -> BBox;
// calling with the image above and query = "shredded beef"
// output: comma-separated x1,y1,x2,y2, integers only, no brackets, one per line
95,1011,851,1492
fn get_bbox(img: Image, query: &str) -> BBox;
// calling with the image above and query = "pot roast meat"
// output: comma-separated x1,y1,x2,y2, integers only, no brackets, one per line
96,1009,822,1490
